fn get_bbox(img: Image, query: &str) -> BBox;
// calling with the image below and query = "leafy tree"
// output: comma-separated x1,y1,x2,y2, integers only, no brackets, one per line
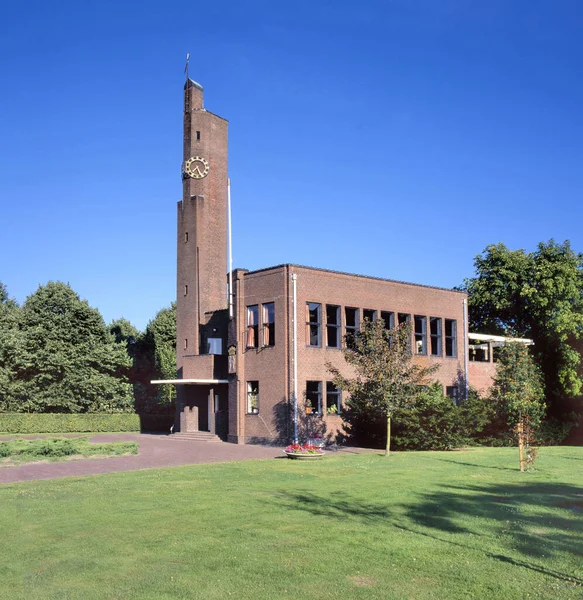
133,303,177,412
328,319,439,455
3,282,133,413
461,240,583,416
490,342,545,471
0,283,19,409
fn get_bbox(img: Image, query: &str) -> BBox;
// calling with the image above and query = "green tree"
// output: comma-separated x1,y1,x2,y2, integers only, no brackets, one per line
328,319,439,455
134,303,177,411
0,283,20,410
461,240,583,416
490,342,545,471
4,282,133,413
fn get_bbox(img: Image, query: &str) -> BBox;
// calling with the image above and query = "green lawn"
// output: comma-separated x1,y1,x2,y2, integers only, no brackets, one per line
1,447,582,600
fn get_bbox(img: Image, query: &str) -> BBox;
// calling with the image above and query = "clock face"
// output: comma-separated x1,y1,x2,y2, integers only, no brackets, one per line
184,156,210,179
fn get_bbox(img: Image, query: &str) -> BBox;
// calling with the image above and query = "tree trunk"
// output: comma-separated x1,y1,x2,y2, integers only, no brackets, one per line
518,419,525,472
385,415,391,456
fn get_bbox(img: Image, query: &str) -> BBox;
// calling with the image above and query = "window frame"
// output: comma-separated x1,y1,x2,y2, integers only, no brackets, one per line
414,315,427,355
305,380,322,414
326,382,342,415
430,317,442,357
262,302,275,347
363,309,377,323
306,302,322,347
246,305,259,349
445,319,457,358
345,306,359,348
381,311,395,330
247,381,259,414
326,304,341,349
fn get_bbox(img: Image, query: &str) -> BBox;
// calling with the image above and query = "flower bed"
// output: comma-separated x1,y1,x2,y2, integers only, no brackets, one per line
284,443,325,459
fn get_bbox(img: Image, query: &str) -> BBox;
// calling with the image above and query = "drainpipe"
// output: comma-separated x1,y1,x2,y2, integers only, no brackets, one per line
292,273,298,443
463,298,469,401
227,178,233,319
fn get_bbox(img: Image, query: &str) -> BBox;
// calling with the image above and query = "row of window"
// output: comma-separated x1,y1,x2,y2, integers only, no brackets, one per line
246,380,342,415
306,303,457,357
246,381,463,415
245,302,457,358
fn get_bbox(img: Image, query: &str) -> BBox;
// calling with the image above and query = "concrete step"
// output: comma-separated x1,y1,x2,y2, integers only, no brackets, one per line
170,432,222,442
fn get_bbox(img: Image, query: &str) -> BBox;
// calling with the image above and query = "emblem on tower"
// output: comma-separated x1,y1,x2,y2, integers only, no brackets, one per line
184,156,210,179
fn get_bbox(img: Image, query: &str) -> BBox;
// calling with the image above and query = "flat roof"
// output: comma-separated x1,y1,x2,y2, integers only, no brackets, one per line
241,263,466,295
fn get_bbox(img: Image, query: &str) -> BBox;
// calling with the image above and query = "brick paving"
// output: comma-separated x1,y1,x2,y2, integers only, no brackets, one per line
0,434,281,484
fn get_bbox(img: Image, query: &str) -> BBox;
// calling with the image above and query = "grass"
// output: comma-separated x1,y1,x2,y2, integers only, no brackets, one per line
0,437,138,465
1,447,582,600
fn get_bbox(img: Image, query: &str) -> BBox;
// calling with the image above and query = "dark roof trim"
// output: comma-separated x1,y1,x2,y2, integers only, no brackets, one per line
241,263,467,295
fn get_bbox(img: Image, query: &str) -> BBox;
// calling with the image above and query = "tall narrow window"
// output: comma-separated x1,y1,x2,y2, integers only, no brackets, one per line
363,309,377,322
345,307,359,347
184,285,188,296
306,381,322,414
445,319,457,357
246,305,259,348
414,315,427,355
262,302,275,347
398,313,410,326
430,317,442,356
381,311,394,330
196,130,201,141
247,381,259,414
184,232,188,243
326,305,340,348
326,382,341,415
306,303,321,347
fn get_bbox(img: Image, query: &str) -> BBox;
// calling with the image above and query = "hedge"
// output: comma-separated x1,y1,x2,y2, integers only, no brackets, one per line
0,413,141,434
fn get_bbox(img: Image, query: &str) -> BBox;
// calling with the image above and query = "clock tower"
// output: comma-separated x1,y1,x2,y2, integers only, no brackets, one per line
177,78,229,369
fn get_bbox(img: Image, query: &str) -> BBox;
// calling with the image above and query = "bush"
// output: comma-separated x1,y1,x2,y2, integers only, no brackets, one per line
0,413,140,434
392,385,465,451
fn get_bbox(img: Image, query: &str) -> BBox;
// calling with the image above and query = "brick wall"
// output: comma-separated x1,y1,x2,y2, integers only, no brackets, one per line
228,264,468,444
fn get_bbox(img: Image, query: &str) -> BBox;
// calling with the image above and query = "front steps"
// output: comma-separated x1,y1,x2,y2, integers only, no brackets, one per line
170,431,222,442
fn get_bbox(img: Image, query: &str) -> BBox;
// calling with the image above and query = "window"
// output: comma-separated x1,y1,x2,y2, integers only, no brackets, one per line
184,285,188,296
363,309,377,322
247,381,259,414
184,232,188,243
326,305,340,348
430,317,442,356
414,315,427,355
207,338,222,355
184,338,188,350
381,311,394,330
470,343,489,362
246,305,259,348
446,386,459,406
306,303,321,346
398,313,410,326
326,382,341,415
445,319,457,357
196,130,201,141
306,381,322,414
345,307,359,347
263,302,275,347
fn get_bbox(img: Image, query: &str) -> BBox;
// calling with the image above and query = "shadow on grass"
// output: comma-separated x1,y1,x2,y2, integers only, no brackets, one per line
435,458,516,471
271,480,583,587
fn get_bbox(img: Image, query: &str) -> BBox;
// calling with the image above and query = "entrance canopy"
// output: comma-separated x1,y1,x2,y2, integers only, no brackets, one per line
151,379,229,385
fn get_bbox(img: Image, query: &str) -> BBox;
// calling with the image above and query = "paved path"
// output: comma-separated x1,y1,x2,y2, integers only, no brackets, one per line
0,434,280,484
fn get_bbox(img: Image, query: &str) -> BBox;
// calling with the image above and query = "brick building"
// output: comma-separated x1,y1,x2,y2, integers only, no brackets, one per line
159,79,477,444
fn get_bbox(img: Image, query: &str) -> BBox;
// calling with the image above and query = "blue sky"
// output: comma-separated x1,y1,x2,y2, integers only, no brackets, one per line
1,1,582,331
